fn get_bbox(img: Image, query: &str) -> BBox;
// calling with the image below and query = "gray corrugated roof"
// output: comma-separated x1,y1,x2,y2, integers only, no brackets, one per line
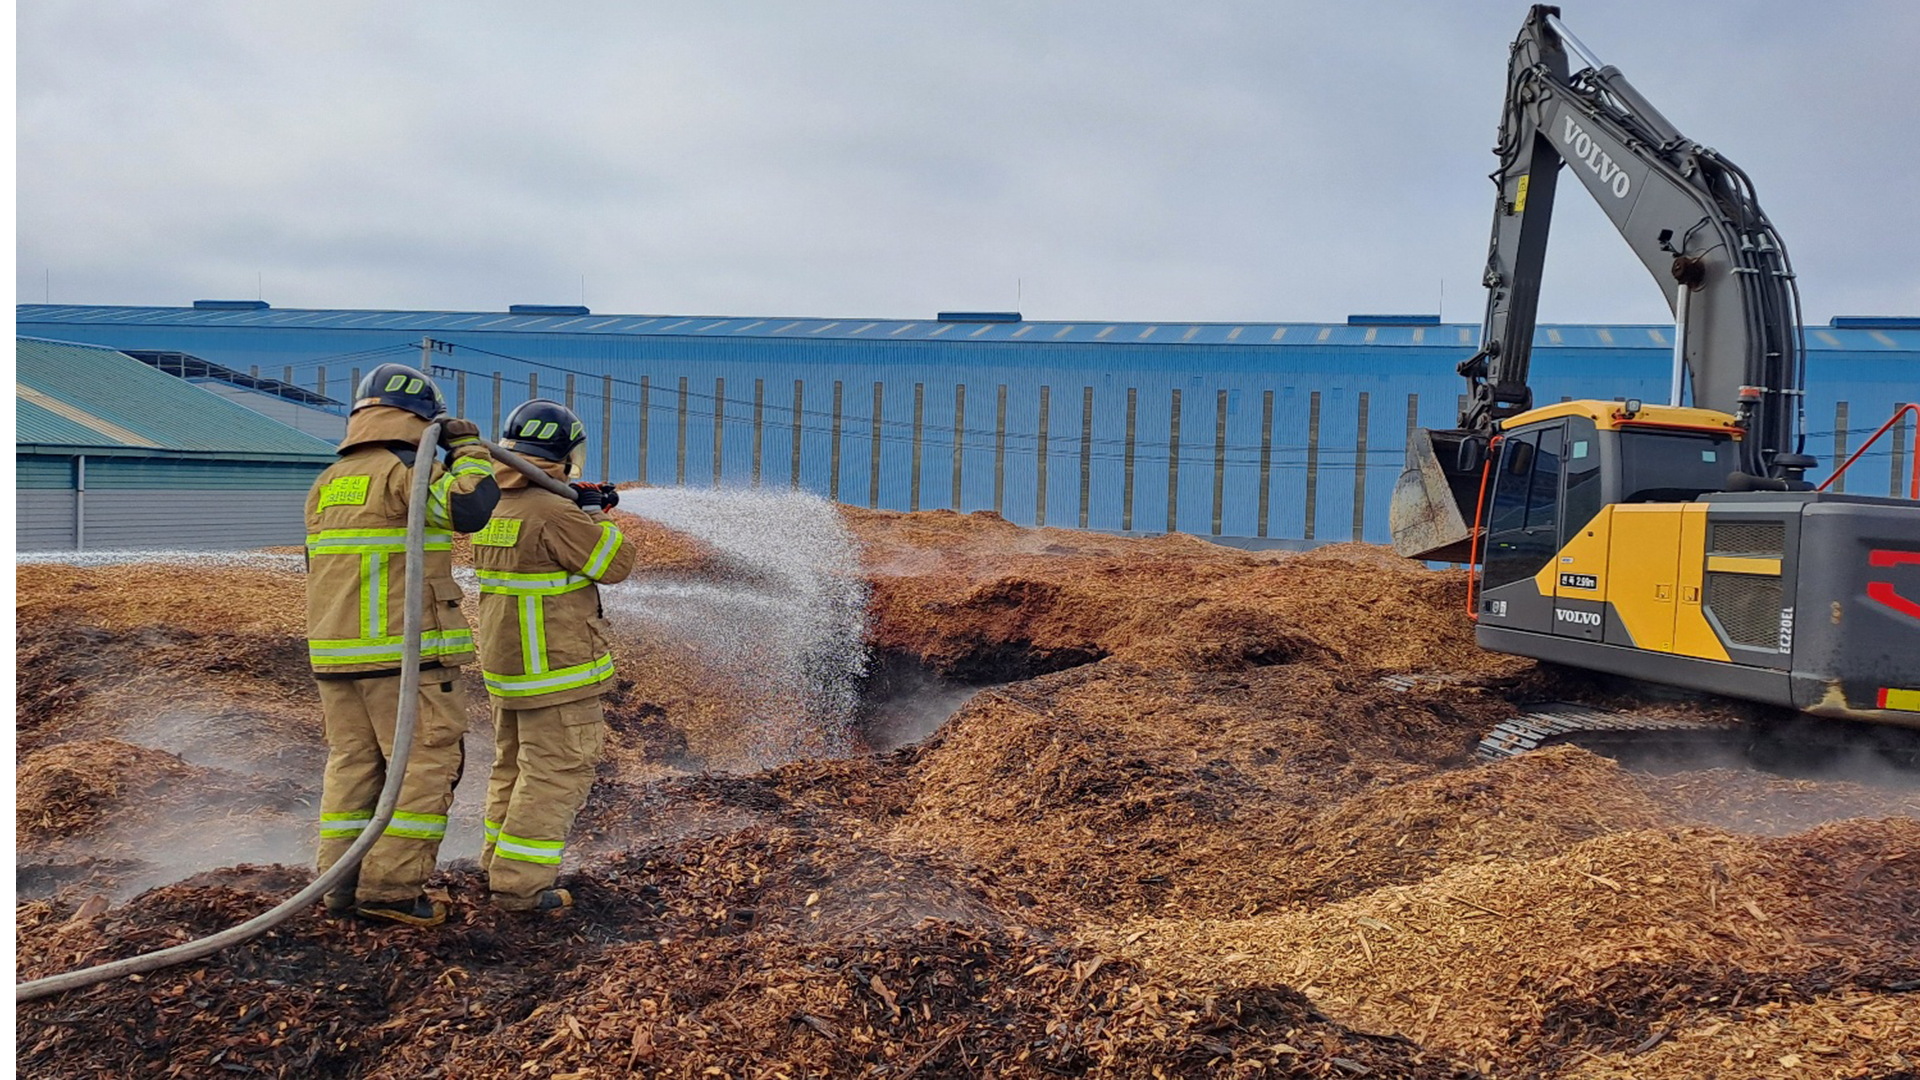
16,337,339,460
16,303,1918,351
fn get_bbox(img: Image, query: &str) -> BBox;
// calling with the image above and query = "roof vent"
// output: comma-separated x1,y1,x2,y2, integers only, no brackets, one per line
1829,316,1920,330
1346,313,1439,325
510,304,590,316
936,311,1021,323
193,299,270,311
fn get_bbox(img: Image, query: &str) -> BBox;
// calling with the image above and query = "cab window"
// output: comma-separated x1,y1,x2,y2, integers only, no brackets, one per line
1620,430,1735,502
1562,416,1604,538
1487,432,1536,535
1527,426,1563,533
1483,425,1565,591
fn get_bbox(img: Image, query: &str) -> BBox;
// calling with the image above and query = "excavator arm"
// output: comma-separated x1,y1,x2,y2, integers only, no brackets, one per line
1394,4,1812,560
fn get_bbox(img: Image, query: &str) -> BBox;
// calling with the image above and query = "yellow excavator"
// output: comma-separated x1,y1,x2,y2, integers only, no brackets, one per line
1390,6,1920,758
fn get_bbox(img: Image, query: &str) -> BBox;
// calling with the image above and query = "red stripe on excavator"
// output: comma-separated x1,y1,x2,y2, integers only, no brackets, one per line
1867,549,1920,622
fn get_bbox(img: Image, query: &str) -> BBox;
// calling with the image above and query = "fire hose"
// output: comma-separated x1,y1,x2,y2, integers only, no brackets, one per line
16,429,599,1003
17,423,468,1003
477,437,581,500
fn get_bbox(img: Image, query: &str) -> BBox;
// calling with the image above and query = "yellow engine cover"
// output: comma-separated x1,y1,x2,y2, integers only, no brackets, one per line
1532,504,1730,661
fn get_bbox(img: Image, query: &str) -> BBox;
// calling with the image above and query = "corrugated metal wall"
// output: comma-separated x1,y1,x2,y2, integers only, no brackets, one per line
422,340,1920,542
17,455,77,550
18,491,78,550
78,490,311,550
17,318,1915,544
15,453,324,552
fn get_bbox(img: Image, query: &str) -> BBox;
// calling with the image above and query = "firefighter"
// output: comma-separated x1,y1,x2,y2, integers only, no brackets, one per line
472,398,636,912
306,363,499,927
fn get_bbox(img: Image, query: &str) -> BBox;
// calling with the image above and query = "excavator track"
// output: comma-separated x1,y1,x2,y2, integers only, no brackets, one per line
1474,702,1747,762
1377,677,1749,761
1379,678,1919,772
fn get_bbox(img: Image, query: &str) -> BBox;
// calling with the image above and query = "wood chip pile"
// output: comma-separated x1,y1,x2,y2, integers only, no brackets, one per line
17,738,203,839
1560,990,1919,1078
15,564,307,636
17,737,315,902
1096,817,1920,1076
1271,746,1673,904
18,774,1468,1080
17,507,1920,1078
893,663,1511,920
844,509,1531,682
1636,767,1920,836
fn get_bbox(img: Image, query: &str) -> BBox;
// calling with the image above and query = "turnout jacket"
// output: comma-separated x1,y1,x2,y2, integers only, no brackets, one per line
305,408,499,676
471,465,637,708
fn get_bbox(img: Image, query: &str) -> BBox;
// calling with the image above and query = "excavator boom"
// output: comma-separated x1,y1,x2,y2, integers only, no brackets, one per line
1392,4,1812,561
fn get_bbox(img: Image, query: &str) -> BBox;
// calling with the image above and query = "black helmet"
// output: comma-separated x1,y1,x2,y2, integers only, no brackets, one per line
353,363,446,420
501,398,587,478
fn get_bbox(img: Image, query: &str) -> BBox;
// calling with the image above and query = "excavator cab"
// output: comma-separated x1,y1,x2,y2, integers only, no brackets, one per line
1467,400,1740,635
1396,399,1920,729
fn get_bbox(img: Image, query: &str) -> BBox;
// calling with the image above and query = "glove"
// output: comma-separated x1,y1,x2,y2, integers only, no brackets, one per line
571,482,607,512
438,417,481,450
597,483,620,511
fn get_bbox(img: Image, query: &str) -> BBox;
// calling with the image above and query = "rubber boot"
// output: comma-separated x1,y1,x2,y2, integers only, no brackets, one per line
493,887,572,913
356,896,448,927
323,869,360,916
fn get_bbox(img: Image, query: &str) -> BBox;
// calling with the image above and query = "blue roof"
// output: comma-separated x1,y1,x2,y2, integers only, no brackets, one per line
16,337,339,460
15,302,1918,352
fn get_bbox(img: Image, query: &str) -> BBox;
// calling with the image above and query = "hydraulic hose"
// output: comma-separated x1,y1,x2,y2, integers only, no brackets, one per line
17,421,445,1004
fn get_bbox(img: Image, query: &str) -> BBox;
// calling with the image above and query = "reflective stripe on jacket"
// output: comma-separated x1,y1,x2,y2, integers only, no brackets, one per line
305,440,497,675
472,466,637,707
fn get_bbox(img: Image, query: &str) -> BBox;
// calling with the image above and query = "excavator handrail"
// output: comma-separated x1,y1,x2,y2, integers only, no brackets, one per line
1464,435,1500,621
1816,403,1919,499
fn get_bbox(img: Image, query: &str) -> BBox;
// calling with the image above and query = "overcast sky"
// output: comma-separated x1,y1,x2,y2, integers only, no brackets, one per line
16,1,1920,326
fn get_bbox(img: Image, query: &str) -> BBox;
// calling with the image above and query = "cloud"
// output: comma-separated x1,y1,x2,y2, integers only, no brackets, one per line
17,1,1920,322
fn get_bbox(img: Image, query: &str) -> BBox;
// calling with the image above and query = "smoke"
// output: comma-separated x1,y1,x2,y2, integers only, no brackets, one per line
599,487,870,768
117,708,323,778
93,800,318,904
17,488,877,908
1629,730,1920,837
859,658,994,753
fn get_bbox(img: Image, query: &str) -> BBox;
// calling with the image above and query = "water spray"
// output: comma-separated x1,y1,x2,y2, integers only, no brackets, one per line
602,487,870,765
16,422,446,1004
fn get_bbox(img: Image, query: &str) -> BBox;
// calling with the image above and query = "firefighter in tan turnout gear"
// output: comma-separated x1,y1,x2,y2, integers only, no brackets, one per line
473,399,636,912
306,363,499,927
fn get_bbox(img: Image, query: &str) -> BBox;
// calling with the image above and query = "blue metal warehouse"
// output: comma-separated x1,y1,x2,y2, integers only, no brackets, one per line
15,302,1917,547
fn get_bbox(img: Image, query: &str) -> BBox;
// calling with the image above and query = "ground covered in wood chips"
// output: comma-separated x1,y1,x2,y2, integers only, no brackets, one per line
17,507,1920,1078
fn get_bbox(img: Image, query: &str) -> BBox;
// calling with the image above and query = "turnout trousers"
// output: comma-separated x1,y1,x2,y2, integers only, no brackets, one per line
315,674,469,904
481,697,606,909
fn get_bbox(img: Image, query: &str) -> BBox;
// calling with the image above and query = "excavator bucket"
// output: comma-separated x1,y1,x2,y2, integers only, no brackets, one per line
1390,428,1486,562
